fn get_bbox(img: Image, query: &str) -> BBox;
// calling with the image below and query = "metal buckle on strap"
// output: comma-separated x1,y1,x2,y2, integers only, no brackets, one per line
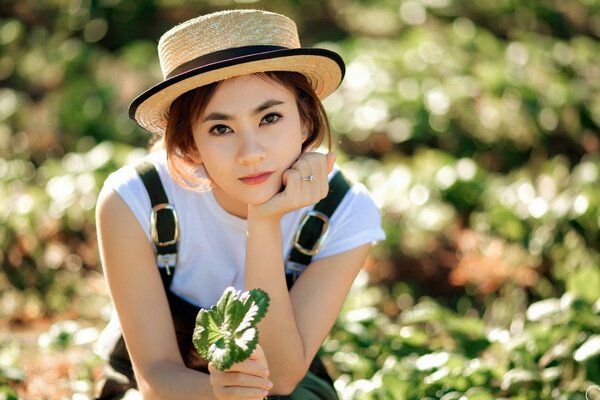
150,203,179,246
285,260,307,274
292,210,330,256
157,253,177,275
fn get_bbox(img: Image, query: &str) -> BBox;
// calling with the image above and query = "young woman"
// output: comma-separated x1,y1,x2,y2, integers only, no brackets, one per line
95,9,384,400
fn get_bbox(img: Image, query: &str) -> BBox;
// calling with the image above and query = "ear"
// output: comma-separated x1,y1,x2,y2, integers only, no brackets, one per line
301,127,310,143
192,154,203,165
189,134,204,164
187,147,203,165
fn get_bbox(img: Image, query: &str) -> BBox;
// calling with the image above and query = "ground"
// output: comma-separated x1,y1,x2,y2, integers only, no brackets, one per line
1,273,110,400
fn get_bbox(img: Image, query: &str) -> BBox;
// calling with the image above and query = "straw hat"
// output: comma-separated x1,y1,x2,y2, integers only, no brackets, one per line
129,9,345,134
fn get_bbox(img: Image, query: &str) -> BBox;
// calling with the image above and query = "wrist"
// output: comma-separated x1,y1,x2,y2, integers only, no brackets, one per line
247,205,283,226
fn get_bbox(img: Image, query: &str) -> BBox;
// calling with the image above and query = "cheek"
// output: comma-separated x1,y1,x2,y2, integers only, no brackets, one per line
193,145,220,181
278,116,305,147
271,130,303,162
193,134,223,166
196,149,220,175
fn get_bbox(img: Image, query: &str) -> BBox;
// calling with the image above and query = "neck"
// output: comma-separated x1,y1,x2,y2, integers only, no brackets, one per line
211,185,248,219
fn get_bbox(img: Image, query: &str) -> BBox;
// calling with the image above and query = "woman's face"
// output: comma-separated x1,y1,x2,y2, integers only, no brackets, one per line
191,74,305,218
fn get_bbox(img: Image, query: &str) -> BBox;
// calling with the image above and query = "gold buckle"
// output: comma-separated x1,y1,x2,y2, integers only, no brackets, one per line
292,210,329,256
150,204,179,246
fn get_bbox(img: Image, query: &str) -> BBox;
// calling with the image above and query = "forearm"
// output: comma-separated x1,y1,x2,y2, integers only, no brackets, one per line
245,213,307,392
137,361,217,400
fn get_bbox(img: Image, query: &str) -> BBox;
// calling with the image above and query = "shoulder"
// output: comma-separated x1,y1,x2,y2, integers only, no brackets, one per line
102,150,168,193
97,150,170,241
312,167,385,259
95,181,135,228
95,181,152,259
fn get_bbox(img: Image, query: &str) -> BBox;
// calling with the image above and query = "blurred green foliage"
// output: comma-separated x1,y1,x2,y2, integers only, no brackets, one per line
1,0,600,398
324,272,600,399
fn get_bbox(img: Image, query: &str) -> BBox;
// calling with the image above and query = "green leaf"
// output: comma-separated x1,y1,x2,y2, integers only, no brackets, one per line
192,287,270,371
566,267,600,304
248,289,270,322
500,368,539,392
574,335,600,363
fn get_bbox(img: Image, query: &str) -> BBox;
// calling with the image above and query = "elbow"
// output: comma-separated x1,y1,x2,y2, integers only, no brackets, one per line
138,381,161,400
272,382,299,396
135,363,171,400
137,374,162,400
139,387,160,400
271,368,307,396
269,348,313,395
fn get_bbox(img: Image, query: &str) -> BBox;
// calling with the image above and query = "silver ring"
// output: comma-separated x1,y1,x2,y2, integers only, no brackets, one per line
301,175,316,182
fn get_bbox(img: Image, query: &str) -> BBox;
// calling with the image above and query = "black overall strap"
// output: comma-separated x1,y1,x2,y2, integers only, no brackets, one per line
285,171,351,288
134,160,178,277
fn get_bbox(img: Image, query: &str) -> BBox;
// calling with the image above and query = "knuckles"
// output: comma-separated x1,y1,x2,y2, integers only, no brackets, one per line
296,152,327,171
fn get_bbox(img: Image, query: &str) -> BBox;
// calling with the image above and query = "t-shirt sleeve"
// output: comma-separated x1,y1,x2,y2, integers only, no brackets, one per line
100,163,153,244
313,181,385,260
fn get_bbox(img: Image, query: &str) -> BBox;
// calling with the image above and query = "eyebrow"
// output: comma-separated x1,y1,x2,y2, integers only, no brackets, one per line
201,99,285,123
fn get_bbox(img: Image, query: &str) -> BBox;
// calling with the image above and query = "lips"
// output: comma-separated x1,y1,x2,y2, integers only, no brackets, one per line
239,171,274,185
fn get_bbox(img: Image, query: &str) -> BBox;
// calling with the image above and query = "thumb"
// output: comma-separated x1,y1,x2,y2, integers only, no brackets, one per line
326,152,337,173
249,344,269,372
281,169,291,188
249,344,265,361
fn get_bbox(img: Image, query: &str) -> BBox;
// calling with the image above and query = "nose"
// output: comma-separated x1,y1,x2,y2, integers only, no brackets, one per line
237,130,266,165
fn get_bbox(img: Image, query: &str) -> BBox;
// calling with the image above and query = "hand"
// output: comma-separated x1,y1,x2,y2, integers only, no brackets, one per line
208,345,272,400
249,151,336,220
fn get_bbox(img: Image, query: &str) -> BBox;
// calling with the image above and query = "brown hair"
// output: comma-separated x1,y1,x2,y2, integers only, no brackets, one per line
160,71,331,190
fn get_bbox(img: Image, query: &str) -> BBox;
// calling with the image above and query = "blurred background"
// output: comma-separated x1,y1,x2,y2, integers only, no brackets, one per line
1,0,600,399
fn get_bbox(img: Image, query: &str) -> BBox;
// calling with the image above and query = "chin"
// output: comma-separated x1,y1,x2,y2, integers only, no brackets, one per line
246,192,278,206
244,186,281,205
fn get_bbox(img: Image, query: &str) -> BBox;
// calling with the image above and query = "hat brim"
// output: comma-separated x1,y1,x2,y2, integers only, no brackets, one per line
129,48,345,135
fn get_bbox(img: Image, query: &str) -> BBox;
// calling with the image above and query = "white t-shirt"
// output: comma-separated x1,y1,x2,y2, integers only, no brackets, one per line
96,149,385,358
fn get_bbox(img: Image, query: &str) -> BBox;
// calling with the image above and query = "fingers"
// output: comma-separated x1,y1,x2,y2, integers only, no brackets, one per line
209,347,272,400
290,152,330,200
209,370,272,400
248,347,260,361
241,345,268,375
250,151,335,219
249,344,267,365
212,385,270,400
210,357,267,377
326,151,337,174
297,158,320,198
282,168,302,198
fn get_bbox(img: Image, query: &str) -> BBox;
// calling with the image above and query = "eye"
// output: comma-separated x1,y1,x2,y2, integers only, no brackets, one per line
209,124,233,136
260,113,282,125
